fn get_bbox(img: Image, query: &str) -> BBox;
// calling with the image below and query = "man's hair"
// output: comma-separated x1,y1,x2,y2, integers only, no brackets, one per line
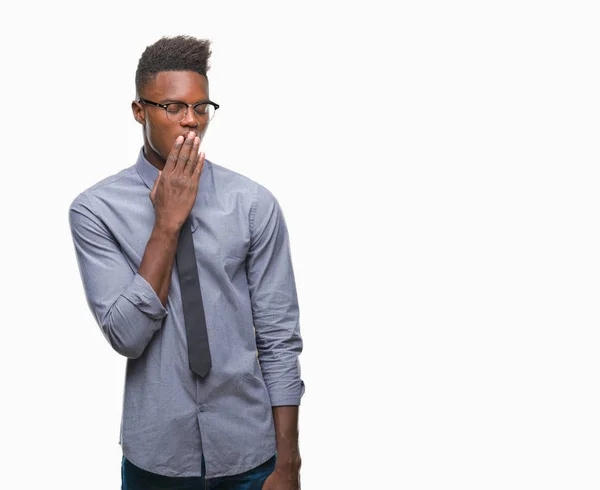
135,35,212,96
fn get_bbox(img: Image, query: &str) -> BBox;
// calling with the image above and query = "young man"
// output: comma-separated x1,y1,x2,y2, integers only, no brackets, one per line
69,35,304,489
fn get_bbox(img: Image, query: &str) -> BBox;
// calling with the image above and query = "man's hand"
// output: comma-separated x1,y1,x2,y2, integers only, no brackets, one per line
150,131,205,233
262,465,301,490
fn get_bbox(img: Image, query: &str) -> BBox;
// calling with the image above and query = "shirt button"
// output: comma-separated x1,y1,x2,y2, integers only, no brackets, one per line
199,404,205,412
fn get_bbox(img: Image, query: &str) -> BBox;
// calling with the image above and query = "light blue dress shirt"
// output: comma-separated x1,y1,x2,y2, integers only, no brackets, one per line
68,148,305,478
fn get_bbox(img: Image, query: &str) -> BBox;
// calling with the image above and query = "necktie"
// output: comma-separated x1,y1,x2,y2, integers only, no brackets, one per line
176,216,212,377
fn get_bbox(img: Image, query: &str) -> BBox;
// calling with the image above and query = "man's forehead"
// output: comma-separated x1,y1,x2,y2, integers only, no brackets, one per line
146,70,208,99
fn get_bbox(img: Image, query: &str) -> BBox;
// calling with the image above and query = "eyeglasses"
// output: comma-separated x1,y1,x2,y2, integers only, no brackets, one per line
138,97,220,123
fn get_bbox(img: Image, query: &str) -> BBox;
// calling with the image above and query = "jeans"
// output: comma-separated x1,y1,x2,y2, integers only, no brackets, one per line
121,453,276,490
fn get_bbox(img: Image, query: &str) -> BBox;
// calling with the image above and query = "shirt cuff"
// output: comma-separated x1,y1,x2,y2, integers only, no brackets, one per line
268,381,305,407
121,273,169,320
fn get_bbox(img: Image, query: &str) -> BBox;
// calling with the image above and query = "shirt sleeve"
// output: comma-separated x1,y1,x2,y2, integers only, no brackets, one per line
246,183,305,406
69,193,168,359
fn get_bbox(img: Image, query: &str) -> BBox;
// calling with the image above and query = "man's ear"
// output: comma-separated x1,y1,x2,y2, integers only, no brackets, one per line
131,100,145,125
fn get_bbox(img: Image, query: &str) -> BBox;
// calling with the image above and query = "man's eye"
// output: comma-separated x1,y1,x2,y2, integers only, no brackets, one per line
194,104,208,115
167,103,186,114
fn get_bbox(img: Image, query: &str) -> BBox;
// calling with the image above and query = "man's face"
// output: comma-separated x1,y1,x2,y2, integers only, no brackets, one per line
133,70,210,165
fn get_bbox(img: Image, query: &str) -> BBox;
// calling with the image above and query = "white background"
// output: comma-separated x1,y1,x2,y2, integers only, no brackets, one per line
1,1,599,488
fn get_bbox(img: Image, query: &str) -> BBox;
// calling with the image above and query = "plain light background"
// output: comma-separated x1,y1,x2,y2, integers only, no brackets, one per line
2,1,600,488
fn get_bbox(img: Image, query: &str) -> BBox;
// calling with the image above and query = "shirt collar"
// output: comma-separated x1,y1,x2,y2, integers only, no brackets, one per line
135,147,159,190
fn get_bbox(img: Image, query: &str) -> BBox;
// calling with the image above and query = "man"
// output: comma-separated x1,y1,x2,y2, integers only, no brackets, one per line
69,35,304,489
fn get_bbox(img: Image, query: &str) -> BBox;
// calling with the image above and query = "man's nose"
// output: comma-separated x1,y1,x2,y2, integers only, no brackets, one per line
181,107,199,127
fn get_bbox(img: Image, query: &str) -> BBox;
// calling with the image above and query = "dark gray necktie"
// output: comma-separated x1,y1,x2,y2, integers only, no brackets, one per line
176,216,212,377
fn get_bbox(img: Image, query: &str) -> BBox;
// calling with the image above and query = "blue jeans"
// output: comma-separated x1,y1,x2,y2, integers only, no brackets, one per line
121,453,276,490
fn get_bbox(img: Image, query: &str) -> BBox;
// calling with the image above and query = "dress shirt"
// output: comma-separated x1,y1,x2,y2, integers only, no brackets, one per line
68,148,305,478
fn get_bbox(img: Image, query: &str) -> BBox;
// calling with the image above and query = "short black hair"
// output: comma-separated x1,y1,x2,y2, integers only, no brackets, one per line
135,35,212,96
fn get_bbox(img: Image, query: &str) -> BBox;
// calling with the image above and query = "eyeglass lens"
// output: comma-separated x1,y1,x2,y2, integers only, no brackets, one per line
165,103,215,122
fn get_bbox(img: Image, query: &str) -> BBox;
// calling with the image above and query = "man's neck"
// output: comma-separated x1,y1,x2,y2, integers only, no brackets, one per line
142,144,166,171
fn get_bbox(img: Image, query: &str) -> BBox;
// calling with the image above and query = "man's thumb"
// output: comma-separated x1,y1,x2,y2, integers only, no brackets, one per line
150,171,162,199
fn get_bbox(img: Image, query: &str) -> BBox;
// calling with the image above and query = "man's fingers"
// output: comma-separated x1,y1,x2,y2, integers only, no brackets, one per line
184,137,201,176
165,135,184,172
173,131,196,174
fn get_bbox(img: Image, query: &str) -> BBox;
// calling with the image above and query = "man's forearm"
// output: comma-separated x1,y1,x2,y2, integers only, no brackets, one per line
272,405,301,470
138,222,180,307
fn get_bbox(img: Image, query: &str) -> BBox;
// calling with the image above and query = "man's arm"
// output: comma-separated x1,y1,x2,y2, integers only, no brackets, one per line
138,222,179,307
272,406,301,469
245,183,305,481
264,406,301,489
69,193,177,359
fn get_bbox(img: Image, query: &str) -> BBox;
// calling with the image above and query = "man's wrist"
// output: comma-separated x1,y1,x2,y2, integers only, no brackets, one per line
153,219,181,238
275,447,301,471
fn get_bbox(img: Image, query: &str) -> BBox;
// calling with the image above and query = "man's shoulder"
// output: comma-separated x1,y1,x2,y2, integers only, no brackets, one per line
209,160,257,189
69,165,137,214
208,160,274,202
79,165,138,196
